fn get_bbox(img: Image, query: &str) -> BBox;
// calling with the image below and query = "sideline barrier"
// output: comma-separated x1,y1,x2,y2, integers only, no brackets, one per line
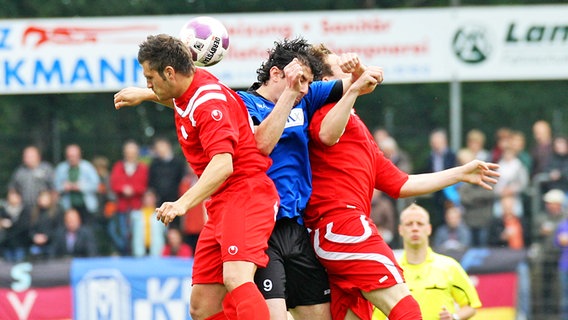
0,249,524,319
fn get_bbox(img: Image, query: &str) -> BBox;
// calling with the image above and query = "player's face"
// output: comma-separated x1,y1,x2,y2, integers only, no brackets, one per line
325,54,349,81
142,61,173,100
399,207,432,248
292,63,314,105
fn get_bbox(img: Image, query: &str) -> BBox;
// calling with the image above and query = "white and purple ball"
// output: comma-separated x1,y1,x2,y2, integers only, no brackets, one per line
179,16,230,67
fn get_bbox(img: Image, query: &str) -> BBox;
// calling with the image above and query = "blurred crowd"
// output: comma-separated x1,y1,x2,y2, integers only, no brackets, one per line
1,119,568,316
370,119,568,318
0,137,202,263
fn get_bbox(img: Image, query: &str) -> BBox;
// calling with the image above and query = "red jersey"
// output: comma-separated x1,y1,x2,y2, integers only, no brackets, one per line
110,161,148,212
305,103,409,227
173,69,272,196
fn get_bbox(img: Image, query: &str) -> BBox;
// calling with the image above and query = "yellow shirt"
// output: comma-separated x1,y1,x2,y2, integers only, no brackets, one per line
373,248,482,320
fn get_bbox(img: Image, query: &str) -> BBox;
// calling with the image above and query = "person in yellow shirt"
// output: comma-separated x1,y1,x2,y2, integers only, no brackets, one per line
374,203,482,320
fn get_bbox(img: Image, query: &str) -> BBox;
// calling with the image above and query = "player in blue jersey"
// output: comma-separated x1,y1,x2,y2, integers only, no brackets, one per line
239,38,371,320
112,38,372,320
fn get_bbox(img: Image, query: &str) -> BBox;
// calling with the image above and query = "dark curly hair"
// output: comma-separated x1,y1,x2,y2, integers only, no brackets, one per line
138,34,195,80
254,37,324,86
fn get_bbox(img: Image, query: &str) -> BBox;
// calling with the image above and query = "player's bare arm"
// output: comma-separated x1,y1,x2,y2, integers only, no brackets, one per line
338,53,370,95
319,67,383,146
114,87,174,110
155,153,233,225
398,160,500,198
440,305,476,320
254,58,305,155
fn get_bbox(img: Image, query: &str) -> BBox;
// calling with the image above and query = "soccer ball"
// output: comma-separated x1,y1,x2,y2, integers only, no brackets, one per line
179,16,230,67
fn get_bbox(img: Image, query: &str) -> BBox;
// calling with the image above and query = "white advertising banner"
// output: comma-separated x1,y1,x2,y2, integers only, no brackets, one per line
0,5,566,94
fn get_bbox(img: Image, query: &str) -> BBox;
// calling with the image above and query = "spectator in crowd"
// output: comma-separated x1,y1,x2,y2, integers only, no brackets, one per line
554,202,568,320
373,204,482,320
531,120,553,178
91,155,115,255
533,189,566,317
490,127,512,163
493,138,529,218
370,190,397,247
135,189,166,257
54,144,100,225
0,189,31,262
373,134,412,247
148,137,187,229
109,140,148,256
50,207,98,258
372,127,390,147
8,145,54,209
457,148,495,247
178,164,206,253
432,206,472,252
465,129,491,162
510,130,532,174
29,190,63,260
378,136,413,174
162,227,193,258
545,136,568,194
489,195,524,249
422,128,457,228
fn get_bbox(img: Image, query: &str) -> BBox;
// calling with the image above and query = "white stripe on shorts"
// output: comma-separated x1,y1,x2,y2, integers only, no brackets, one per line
313,215,404,284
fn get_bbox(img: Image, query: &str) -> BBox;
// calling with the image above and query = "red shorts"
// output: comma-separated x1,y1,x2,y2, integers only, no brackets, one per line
192,174,278,285
310,213,405,320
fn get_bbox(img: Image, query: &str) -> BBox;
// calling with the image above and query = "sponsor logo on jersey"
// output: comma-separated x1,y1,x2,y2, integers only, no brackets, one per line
211,109,223,121
284,108,304,129
228,245,238,255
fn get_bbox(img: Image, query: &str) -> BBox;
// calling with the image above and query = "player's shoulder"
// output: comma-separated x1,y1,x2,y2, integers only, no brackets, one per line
431,251,463,269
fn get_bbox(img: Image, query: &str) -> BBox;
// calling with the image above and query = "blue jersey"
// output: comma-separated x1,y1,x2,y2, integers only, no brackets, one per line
238,80,338,222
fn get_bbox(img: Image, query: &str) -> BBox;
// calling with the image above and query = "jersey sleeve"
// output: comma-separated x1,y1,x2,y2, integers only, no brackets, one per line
304,80,341,119
374,149,409,198
449,258,483,309
191,95,238,160
307,103,335,146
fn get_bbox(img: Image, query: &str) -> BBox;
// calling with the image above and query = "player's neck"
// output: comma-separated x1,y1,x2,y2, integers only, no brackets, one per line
405,246,428,265
255,85,277,103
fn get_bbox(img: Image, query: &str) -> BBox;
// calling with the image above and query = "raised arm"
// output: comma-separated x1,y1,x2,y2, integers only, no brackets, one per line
338,53,367,95
155,153,233,225
319,66,384,146
114,87,175,109
399,160,500,198
254,59,305,155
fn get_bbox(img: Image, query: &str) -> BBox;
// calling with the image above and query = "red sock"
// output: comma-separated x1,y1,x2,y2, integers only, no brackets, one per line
388,295,422,320
204,311,228,320
230,282,270,320
222,291,238,320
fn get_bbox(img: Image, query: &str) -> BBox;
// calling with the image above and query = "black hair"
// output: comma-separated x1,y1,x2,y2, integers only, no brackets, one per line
138,34,195,80
255,37,323,84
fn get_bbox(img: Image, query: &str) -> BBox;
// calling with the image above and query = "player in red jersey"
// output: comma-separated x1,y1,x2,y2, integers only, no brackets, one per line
114,34,279,320
304,45,500,320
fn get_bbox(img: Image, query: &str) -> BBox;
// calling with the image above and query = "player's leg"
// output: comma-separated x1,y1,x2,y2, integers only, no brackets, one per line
219,174,279,320
361,283,420,319
190,283,228,320
290,303,331,320
224,260,270,319
285,219,331,320
189,215,228,320
254,227,290,320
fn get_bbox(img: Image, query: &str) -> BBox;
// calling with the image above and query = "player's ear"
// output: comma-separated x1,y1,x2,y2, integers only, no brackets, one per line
270,66,283,80
164,66,175,79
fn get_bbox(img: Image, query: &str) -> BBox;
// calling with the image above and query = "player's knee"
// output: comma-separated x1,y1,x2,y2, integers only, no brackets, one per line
223,261,256,290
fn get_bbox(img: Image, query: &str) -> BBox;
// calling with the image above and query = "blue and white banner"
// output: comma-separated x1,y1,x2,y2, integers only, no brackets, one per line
1,4,567,94
71,257,193,320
